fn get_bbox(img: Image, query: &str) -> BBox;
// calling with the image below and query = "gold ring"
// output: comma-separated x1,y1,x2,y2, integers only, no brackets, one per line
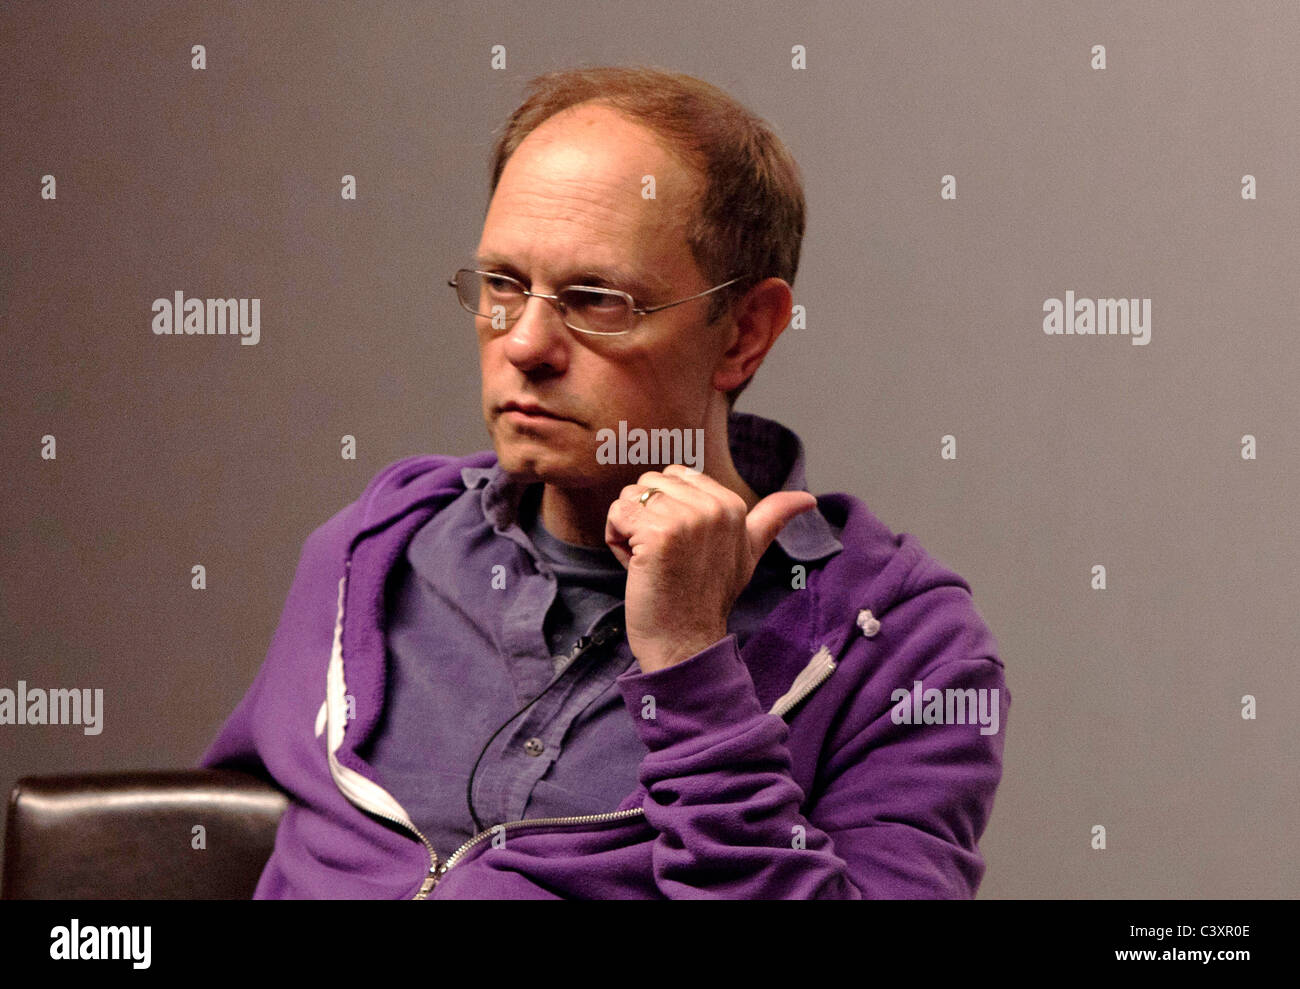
638,486,661,507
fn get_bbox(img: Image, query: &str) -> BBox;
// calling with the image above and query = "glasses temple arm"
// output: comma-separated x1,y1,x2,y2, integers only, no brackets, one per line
637,275,747,314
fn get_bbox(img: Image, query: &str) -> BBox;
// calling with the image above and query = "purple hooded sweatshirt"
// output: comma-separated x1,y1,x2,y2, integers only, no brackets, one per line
200,426,1009,899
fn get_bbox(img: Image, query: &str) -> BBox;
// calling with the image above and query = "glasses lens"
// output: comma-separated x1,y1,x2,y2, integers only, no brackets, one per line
558,287,632,334
457,270,524,321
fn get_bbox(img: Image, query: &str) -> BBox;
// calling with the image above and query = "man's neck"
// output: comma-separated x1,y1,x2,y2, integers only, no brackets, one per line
537,416,759,549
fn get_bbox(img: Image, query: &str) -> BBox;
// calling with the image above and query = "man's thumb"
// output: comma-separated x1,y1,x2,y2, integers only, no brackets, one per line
746,491,818,560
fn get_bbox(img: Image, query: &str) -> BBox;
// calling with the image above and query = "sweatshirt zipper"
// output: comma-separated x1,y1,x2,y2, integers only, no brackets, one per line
371,808,441,898
331,557,840,899
429,807,649,892
768,646,837,718
330,576,631,898
330,755,444,898
327,566,444,898
436,620,633,894
425,644,840,894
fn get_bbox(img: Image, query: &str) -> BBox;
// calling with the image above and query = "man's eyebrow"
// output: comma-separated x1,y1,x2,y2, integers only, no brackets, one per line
473,253,668,299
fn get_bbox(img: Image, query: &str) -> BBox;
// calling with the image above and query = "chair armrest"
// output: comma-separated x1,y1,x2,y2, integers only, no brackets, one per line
2,768,288,900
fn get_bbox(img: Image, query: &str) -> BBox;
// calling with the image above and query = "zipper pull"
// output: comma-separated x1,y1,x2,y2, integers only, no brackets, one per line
415,861,440,897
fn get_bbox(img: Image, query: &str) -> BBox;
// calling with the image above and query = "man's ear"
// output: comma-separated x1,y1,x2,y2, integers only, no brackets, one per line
712,278,794,395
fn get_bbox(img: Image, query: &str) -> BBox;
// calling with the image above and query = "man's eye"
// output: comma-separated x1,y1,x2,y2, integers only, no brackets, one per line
484,275,519,293
568,290,624,310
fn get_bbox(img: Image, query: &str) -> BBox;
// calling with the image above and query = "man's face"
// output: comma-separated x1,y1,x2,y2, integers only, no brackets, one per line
474,103,728,492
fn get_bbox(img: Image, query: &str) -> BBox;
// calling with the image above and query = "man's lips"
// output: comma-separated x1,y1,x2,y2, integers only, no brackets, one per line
499,401,579,424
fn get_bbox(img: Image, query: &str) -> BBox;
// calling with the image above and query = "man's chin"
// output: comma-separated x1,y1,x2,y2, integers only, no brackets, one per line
494,436,575,482
495,441,624,491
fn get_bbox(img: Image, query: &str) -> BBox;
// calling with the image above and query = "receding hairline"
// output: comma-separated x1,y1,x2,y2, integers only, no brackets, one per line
482,100,711,301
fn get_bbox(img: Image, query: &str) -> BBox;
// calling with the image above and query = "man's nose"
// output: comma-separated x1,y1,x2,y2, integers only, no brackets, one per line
502,294,569,373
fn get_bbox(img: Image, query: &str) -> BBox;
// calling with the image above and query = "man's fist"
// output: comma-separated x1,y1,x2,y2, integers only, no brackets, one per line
604,463,818,674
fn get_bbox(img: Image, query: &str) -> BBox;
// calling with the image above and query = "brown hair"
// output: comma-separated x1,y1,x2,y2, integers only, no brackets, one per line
488,65,806,406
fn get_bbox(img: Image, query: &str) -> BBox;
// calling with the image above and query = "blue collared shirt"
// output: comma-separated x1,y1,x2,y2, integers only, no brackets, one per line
356,412,843,859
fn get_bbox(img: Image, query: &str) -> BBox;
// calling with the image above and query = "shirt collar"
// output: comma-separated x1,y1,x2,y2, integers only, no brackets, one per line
460,411,842,562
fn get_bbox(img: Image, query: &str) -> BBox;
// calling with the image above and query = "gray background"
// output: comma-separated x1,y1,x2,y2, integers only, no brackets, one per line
2,0,1296,897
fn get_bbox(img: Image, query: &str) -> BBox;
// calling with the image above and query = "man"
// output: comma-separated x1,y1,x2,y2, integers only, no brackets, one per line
202,65,1009,898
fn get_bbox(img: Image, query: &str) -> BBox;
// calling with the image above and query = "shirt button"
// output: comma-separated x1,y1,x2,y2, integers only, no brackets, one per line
523,737,545,757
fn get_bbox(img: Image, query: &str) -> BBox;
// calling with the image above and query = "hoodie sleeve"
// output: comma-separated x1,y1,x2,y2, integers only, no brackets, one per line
614,584,1009,899
199,661,272,777
808,650,1008,897
617,635,858,898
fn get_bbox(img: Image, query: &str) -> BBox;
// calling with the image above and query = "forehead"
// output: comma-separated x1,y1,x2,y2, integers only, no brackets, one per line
477,104,699,296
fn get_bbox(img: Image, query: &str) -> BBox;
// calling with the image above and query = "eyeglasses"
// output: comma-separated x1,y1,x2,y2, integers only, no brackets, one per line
448,268,747,336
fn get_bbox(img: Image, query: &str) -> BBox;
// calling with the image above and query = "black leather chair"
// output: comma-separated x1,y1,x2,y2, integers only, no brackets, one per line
2,769,287,899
